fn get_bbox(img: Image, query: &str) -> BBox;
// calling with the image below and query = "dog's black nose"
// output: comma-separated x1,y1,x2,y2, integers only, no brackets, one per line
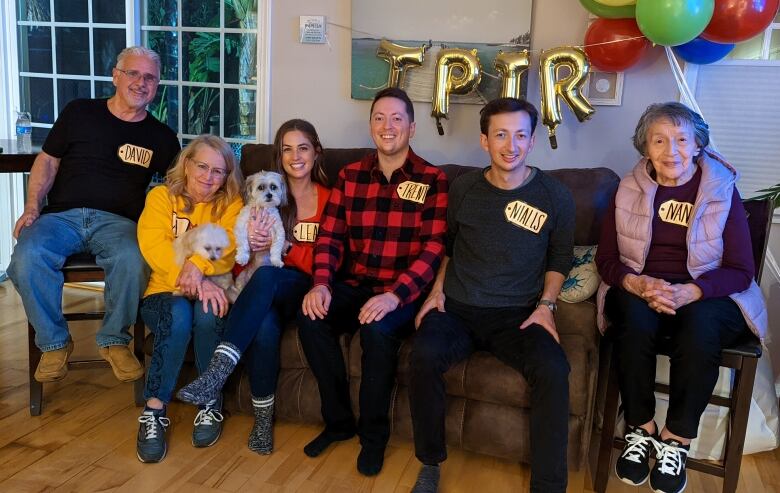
265,193,273,201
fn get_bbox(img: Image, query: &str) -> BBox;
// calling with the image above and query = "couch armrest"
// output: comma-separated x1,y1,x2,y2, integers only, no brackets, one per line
555,300,599,349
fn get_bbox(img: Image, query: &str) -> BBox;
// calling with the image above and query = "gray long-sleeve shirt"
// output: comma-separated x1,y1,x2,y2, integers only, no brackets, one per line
444,167,575,308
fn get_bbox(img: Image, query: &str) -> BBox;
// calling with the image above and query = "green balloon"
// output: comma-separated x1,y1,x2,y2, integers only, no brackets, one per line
636,0,714,46
579,0,635,19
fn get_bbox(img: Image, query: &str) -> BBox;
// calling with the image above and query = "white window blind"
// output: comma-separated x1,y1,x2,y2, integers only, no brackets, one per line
692,64,780,200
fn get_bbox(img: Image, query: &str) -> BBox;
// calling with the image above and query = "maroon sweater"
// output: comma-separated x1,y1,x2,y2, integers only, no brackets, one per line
596,167,754,299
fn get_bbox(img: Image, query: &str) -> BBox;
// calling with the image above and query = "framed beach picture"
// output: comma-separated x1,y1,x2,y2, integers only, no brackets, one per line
351,0,534,104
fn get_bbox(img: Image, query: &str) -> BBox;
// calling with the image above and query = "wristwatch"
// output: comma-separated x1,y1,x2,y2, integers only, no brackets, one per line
537,299,557,313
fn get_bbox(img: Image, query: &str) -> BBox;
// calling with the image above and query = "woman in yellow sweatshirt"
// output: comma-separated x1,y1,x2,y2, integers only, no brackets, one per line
135,134,243,463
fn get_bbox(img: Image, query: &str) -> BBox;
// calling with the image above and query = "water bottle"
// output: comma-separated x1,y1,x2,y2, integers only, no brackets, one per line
16,111,32,153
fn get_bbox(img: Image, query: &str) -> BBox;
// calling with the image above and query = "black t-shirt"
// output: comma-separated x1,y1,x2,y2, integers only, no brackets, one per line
42,98,180,221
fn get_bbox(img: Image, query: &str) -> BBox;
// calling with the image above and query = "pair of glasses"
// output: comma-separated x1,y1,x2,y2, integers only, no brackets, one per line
115,68,159,84
190,159,228,179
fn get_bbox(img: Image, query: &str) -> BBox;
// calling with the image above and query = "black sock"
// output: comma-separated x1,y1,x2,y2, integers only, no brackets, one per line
357,446,385,476
303,429,355,457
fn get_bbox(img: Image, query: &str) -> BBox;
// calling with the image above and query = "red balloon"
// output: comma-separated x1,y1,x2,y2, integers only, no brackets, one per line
701,0,780,43
584,18,651,72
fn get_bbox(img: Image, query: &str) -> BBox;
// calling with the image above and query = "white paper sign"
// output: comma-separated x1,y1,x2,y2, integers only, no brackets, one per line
300,16,326,44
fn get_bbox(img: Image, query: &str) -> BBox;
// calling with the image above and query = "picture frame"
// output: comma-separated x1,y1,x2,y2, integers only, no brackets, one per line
583,70,624,106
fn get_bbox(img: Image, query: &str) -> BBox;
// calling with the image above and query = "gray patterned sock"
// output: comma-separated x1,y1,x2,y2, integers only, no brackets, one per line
177,342,240,406
248,394,274,454
412,464,440,493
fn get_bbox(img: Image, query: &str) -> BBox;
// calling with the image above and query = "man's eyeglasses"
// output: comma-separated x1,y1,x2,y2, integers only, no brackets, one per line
190,159,228,179
115,68,159,84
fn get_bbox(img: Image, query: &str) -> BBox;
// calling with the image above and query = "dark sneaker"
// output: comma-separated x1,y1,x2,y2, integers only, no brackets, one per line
137,408,170,463
650,438,689,493
615,425,659,486
192,399,224,448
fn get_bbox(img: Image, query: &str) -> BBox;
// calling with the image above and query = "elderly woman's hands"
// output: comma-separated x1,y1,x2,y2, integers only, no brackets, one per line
248,206,276,252
623,274,702,314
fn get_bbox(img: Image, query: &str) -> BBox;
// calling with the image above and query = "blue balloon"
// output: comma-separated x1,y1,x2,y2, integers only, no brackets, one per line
673,37,735,64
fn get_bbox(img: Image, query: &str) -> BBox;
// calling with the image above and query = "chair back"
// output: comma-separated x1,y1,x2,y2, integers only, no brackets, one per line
742,198,774,284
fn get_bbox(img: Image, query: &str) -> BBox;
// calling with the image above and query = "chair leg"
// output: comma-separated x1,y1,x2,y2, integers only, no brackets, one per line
133,321,146,407
721,357,759,493
594,343,620,493
28,323,43,416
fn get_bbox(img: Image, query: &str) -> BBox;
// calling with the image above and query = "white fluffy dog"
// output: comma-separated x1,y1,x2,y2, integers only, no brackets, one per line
230,170,287,301
172,223,234,293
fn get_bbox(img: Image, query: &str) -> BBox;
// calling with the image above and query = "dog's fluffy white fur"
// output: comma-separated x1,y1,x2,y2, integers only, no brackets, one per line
230,170,287,302
172,223,234,293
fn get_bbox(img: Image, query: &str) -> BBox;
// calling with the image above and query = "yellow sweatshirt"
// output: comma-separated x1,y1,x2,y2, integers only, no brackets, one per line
137,185,243,297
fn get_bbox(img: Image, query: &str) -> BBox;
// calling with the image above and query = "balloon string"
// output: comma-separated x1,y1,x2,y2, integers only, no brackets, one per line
326,21,648,53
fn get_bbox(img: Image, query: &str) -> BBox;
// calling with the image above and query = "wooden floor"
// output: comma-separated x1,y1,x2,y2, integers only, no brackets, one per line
1,280,779,492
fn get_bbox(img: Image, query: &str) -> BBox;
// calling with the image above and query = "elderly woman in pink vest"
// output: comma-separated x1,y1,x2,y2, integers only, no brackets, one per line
595,102,766,493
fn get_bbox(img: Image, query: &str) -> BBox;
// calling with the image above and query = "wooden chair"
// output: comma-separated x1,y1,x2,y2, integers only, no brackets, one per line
593,198,773,493
28,253,146,416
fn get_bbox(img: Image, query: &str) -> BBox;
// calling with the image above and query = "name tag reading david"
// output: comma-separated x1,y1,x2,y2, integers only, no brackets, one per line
118,143,153,168
505,200,547,234
293,222,319,242
658,199,693,227
397,181,430,204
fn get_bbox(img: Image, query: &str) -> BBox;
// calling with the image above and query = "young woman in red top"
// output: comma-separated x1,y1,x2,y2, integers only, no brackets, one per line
177,119,330,454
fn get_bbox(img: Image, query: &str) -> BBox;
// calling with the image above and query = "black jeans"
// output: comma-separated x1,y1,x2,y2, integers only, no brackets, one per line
605,288,748,438
409,297,570,493
296,282,417,450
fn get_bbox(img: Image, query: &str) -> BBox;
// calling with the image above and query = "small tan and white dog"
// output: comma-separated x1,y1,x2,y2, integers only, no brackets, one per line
172,223,234,293
230,170,287,302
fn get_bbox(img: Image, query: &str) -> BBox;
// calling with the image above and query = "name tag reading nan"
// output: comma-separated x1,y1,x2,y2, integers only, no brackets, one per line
658,199,693,227
505,200,547,234
293,222,319,242
397,181,429,204
118,143,153,168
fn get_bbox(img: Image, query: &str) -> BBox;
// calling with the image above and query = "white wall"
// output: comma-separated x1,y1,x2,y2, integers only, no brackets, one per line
268,0,677,177
269,0,780,391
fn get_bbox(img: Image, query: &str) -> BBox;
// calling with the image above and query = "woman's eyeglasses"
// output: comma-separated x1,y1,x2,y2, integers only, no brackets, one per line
190,159,228,179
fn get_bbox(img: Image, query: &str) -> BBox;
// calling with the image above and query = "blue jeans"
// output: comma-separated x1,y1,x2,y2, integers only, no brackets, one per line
296,282,418,451
141,293,225,403
223,266,311,397
8,208,149,351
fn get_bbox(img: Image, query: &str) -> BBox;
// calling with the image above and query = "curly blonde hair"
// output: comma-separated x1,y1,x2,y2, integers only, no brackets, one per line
164,135,243,220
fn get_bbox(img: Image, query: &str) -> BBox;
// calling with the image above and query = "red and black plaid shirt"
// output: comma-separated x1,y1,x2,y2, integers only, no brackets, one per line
312,149,448,305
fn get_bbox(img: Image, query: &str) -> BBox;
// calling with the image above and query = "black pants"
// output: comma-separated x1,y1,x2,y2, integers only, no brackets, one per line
605,288,748,438
296,282,417,450
409,298,570,493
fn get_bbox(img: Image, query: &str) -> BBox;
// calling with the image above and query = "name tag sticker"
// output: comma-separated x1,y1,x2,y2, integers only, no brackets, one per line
118,143,153,168
293,222,319,242
397,181,430,204
658,199,693,227
504,200,547,234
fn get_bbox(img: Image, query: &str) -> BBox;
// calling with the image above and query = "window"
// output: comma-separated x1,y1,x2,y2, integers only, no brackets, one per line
13,0,269,145
16,0,130,145
684,15,780,204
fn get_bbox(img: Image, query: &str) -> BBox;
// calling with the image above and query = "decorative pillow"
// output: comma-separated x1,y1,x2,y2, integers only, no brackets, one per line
558,245,600,303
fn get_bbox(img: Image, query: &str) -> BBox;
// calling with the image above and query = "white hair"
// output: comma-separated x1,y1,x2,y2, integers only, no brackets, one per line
116,46,161,74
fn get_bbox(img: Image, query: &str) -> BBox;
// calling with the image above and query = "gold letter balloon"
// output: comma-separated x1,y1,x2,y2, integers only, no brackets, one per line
494,50,530,99
376,39,426,89
539,46,595,149
431,48,482,135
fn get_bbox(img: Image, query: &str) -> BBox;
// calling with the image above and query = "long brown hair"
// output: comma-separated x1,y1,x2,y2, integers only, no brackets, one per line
272,119,328,237
164,135,243,220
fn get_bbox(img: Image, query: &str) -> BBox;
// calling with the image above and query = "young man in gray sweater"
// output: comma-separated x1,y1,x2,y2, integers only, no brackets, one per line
409,98,575,493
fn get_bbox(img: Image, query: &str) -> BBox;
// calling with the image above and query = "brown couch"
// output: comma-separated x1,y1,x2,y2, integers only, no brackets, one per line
220,143,620,470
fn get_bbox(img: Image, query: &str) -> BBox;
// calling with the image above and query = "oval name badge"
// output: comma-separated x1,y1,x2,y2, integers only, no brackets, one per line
118,143,153,168
504,200,547,234
658,199,693,227
397,181,430,204
293,222,319,242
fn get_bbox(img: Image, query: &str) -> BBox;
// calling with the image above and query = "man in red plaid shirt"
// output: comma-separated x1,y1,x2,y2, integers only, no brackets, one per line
297,87,448,476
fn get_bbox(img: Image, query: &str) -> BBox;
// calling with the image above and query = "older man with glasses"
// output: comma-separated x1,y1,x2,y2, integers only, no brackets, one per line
8,46,180,385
